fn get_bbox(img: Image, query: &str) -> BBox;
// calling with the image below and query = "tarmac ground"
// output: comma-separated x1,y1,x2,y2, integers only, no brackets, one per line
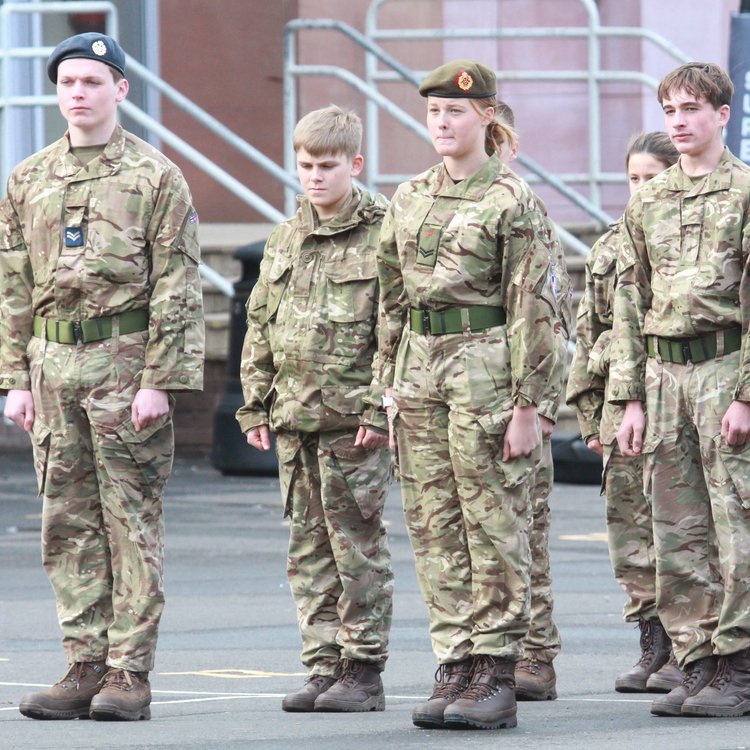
1,446,749,750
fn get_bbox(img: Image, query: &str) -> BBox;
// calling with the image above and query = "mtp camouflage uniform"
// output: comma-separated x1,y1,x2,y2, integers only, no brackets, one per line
523,210,572,665
0,125,204,672
566,217,658,623
609,148,750,668
374,155,563,664
236,188,394,675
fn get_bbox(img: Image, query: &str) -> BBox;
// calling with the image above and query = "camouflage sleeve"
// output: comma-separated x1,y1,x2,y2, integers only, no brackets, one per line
141,167,204,391
505,203,560,407
373,203,407,390
536,334,566,423
235,237,277,433
0,195,33,392
608,199,650,403
566,252,606,441
735,212,750,402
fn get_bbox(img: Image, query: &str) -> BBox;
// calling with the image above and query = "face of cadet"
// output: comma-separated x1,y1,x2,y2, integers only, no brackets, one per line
296,148,364,221
426,96,491,161
661,88,729,159
56,57,127,142
627,152,671,195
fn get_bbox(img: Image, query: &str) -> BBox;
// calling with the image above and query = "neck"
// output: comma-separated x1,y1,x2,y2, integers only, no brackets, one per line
679,139,725,177
443,151,490,181
68,121,116,148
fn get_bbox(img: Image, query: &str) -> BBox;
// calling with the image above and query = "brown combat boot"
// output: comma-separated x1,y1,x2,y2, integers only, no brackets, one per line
682,649,750,717
19,661,107,720
646,650,683,693
650,655,718,716
281,673,336,712
412,658,473,728
313,659,385,712
89,668,151,721
515,655,557,701
615,618,671,692
442,655,517,730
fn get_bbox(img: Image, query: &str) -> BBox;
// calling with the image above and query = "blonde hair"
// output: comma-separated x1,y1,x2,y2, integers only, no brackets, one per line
470,97,518,157
293,105,362,160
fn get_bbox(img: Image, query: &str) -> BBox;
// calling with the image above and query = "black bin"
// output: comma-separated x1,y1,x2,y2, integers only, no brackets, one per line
211,240,278,476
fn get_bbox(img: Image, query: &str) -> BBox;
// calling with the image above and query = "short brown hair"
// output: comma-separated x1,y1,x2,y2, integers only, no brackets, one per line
657,62,733,110
293,105,362,160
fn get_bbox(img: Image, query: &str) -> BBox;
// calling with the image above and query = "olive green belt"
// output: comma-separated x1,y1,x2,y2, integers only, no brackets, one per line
409,305,506,335
645,327,742,365
33,309,149,345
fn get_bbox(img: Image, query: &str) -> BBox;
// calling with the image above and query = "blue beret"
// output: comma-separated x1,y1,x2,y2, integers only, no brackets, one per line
47,33,126,84
419,59,496,99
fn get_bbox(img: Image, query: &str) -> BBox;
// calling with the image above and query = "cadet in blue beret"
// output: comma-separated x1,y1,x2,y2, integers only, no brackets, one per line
47,32,126,83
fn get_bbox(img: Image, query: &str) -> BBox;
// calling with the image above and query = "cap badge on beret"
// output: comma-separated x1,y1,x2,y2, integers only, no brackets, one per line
456,70,474,93
91,40,108,57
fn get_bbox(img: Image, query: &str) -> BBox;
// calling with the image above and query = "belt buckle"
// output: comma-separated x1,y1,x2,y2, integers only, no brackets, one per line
681,341,692,363
421,310,431,335
73,321,84,344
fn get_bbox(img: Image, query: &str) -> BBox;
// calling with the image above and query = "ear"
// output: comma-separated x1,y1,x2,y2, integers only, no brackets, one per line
482,106,495,128
350,154,364,177
115,78,129,103
718,103,730,128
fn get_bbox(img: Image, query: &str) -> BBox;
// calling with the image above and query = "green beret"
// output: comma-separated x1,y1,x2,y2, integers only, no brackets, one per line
419,59,496,99
47,33,126,84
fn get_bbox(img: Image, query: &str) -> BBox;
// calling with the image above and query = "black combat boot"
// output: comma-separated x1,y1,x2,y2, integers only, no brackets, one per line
615,618,671,692
682,649,750,717
313,659,385,712
282,674,337,712
19,661,107,720
442,654,517,730
651,655,718,716
412,658,473,728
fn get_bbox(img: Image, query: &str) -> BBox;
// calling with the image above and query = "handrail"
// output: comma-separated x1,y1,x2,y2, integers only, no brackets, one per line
363,0,691,223
285,59,591,257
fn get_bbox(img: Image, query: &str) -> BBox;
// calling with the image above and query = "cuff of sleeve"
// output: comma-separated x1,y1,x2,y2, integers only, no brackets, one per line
140,369,203,391
236,410,270,433
734,383,750,402
0,371,31,391
606,383,644,404
360,406,388,433
536,399,559,423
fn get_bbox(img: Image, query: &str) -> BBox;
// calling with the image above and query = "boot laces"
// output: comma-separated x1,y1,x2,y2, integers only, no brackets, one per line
57,662,87,690
682,660,713,691
307,673,334,690
335,659,365,689
707,658,731,691
430,661,471,700
517,658,541,676
459,656,508,701
101,668,136,691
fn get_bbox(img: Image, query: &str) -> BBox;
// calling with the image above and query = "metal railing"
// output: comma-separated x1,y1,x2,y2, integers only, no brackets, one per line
364,0,691,212
0,1,302,298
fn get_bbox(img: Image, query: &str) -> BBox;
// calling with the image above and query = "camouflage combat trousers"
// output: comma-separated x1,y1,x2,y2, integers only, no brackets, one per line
601,443,657,622
523,436,561,663
644,351,750,667
28,332,173,672
393,328,534,664
275,430,394,674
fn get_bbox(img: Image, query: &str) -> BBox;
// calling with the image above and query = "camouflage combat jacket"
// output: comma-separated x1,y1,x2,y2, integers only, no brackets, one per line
374,154,562,407
235,188,389,434
0,125,204,392
609,148,750,403
566,218,622,443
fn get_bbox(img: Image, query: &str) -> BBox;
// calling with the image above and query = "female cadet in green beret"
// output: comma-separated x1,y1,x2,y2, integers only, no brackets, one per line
371,59,566,730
